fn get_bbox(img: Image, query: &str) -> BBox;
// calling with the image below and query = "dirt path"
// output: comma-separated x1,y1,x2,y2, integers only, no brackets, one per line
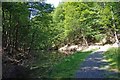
75,49,119,78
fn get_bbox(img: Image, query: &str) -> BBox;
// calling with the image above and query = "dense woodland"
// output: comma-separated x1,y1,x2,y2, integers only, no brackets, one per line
2,2,120,78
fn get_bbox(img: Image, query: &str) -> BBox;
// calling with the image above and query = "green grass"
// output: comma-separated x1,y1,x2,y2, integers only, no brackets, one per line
104,47,120,72
48,51,92,78
29,50,66,78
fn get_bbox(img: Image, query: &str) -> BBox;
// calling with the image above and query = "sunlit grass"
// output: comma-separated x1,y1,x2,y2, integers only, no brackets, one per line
48,51,92,78
104,47,120,72
29,50,93,78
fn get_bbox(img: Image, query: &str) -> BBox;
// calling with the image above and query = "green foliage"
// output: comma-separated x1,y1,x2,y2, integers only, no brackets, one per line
2,2,30,55
29,51,65,78
2,2,120,78
53,2,120,45
94,34,105,42
48,51,92,78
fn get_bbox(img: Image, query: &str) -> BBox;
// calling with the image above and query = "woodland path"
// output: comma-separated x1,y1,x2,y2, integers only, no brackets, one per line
75,47,119,79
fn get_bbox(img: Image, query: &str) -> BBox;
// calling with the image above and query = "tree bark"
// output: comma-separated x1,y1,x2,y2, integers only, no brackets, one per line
28,26,38,54
83,35,88,47
114,31,119,43
82,31,88,47
110,5,119,43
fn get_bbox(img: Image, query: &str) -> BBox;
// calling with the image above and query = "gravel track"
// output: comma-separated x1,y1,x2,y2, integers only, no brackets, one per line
75,50,119,79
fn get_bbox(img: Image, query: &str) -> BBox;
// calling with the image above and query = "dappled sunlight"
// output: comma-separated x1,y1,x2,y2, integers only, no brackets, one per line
2,2,120,78
80,66,103,71
103,47,120,74
100,65,110,70
112,43,120,47
101,59,108,62
108,59,114,62
75,49,120,78
58,43,119,56
48,51,92,78
58,44,86,55
109,62,116,66
97,45,112,52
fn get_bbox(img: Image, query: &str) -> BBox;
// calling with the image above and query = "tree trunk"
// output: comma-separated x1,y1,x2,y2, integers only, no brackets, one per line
2,9,6,48
114,31,119,43
83,35,88,47
110,5,119,43
28,26,38,54
82,32,88,47
15,23,19,50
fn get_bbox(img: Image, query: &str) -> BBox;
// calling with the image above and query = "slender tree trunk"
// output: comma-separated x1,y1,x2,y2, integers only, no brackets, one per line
83,35,88,47
15,23,19,50
110,6,119,43
28,26,38,54
9,12,13,54
6,12,12,54
114,31,119,43
82,31,88,47
2,9,6,48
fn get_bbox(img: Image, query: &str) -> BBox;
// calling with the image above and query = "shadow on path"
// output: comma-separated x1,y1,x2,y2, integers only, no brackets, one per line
75,51,119,79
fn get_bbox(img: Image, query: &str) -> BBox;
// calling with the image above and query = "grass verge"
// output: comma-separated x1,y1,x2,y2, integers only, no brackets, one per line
103,47,120,78
48,51,92,78
104,47,120,72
